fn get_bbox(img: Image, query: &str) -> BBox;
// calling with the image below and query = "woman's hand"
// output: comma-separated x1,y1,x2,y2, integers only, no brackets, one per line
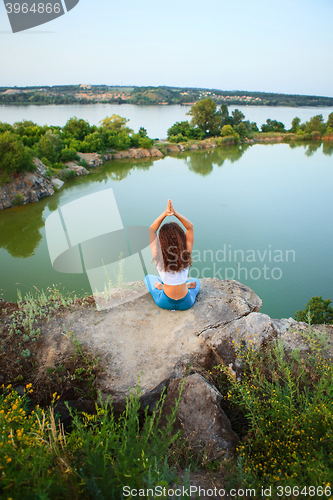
165,199,175,216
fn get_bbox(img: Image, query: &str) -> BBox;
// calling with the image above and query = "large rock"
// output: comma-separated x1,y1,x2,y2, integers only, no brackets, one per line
201,312,277,366
77,152,103,167
202,311,333,372
38,278,262,412
51,178,65,190
162,373,239,460
0,169,54,210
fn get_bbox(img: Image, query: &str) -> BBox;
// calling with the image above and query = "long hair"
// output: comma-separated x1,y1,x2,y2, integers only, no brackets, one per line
154,222,192,272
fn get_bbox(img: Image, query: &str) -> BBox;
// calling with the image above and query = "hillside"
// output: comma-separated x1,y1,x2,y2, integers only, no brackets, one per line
1,84,333,106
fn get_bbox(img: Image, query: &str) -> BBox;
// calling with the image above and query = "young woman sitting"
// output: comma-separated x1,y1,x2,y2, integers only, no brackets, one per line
144,199,201,311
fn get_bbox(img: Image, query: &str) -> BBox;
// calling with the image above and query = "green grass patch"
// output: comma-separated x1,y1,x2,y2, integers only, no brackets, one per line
215,321,333,492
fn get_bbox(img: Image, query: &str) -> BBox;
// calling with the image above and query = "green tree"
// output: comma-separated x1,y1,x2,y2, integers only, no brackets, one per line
130,127,154,148
13,120,48,148
187,97,220,136
81,133,105,153
231,109,245,126
221,125,234,137
99,115,133,134
304,114,326,135
36,130,63,164
138,136,153,149
60,148,80,163
220,104,233,128
261,119,285,133
167,121,204,140
290,117,301,133
62,117,91,141
234,122,248,139
0,122,14,134
294,296,333,324
0,132,34,174
327,112,333,128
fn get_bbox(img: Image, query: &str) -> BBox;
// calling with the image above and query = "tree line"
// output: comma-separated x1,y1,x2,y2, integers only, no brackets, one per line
2,85,333,107
0,116,153,180
167,97,333,142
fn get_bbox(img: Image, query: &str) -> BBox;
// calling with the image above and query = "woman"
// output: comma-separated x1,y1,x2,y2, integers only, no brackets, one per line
144,199,201,311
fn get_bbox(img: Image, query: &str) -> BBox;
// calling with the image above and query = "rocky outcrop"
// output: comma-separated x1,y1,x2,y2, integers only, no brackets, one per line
77,152,103,167
162,373,239,460
51,178,65,190
0,159,55,210
38,279,262,414
12,278,333,460
61,163,89,176
110,148,164,160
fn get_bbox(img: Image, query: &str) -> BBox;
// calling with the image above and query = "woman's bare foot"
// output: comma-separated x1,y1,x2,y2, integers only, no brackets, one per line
155,282,163,290
187,282,197,289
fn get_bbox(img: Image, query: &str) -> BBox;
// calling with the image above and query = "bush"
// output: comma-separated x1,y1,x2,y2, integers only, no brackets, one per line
0,379,185,498
138,136,154,149
221,125,234,137
59,169,76,181
0,132,34,174
36,130,63,164
169,133,188,143
52,162,65,170
217,329,333,490
294,296,333,324
60,148,79,163
167,121,204,140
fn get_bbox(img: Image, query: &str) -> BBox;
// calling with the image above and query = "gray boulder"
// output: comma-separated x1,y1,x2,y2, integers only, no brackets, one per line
162,373,239,460
39,278,262,413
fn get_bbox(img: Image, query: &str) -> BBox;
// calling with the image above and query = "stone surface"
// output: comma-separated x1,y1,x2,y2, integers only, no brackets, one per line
51,178,65,190
62,164,89,176
0,167,55,210
38,278,262,412
77,152,103,167
162,373,239,460
201,312,277,366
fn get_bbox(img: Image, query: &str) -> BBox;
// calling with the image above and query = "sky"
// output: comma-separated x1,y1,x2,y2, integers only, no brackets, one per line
0,0,333,97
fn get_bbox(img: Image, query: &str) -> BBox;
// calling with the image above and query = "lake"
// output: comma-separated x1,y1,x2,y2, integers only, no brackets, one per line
1,103,333,139
1,141,332,319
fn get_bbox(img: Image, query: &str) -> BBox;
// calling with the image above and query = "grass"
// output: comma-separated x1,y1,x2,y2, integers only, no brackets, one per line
2,284,333,497
0,378,188,499
214,317,333,495
0,285,100,405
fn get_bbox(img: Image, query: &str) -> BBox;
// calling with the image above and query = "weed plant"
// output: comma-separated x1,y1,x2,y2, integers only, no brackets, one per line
9,285,78,343
216,320,333,495
0,378,186,499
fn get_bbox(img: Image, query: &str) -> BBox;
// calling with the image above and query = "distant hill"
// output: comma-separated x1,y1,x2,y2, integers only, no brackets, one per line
0,85,332,107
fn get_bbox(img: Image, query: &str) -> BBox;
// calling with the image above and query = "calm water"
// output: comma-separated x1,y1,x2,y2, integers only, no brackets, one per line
1,103,333,139
1,141,333,319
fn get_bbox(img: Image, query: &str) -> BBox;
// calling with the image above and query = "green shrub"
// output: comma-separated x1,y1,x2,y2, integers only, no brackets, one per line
0,131,34,174
169,133,188,143
60,169,76,181
60,148,79,163
138,136,154,149
0,386,73,498
216,327,333,490
294,296,333,324
12,192,24,206
67,379,184,498
0,377,185,498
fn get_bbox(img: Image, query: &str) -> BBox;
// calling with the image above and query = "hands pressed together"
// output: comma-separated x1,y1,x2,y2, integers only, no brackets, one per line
165,199,175,217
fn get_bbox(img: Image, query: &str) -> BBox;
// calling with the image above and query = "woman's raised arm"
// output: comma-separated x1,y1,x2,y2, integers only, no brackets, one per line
149,200,174,257
169,200,194,254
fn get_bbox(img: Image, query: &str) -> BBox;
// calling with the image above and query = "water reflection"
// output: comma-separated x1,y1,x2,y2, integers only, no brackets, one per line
287,140,333,157
323,142,333,156
0,202,45,258
304,142,322,157
184,144,250,176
